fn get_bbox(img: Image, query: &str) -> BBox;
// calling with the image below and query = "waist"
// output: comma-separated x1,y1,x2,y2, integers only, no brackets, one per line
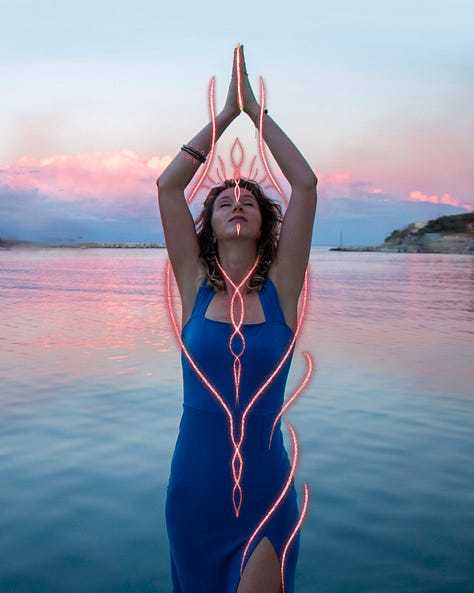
178,404,285,448
182,362,292,415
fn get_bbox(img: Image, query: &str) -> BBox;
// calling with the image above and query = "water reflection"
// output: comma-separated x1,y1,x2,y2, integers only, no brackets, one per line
0,247,473,593
1,248,473,402
0,249,178,403
304,252,474,396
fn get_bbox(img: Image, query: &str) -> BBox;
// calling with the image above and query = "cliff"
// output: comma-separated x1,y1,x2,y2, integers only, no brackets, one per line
379,213,474,254
329,213,474,254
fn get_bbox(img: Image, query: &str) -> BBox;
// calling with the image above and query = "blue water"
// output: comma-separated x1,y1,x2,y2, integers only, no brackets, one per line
0,248,473,592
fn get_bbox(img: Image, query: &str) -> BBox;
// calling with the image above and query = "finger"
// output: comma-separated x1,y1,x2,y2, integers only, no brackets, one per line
237,56,244,111
236,45,248,82
239,44,247,72
231,46,238,76
235,44,242,67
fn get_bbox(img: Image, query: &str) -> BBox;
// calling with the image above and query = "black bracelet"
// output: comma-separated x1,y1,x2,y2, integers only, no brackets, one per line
183,144,204,160
181,144,206,164
181,144,205,162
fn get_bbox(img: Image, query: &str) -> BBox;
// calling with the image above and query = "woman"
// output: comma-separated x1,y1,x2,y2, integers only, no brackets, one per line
157,45,317,593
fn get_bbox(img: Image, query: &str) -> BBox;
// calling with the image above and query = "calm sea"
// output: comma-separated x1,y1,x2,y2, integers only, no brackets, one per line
0,248,473,593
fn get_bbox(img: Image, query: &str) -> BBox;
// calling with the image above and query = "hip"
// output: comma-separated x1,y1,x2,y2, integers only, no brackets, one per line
168,405,292,499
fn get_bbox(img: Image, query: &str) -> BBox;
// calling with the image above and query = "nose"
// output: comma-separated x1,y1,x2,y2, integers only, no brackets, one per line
232,201,243,211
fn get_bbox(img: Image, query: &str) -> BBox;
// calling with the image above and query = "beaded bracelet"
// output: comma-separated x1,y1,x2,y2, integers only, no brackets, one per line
181,144,206,164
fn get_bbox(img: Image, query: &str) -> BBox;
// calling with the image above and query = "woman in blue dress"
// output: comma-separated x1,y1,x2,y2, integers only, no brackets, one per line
157,45,317,593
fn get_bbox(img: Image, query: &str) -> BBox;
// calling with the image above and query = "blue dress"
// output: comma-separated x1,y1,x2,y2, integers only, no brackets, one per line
166,276,300,593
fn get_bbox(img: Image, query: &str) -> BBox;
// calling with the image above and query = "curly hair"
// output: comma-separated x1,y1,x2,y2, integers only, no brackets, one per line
195,178,283,292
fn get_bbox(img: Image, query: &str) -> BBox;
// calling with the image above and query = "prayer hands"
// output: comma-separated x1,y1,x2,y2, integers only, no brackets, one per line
237,44,260,118
222,44,261,120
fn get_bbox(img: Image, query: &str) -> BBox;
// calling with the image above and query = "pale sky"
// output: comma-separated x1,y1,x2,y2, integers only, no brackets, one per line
1,0,473,245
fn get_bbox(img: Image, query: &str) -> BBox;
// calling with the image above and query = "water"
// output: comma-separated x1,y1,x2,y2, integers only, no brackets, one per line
0,248,473,593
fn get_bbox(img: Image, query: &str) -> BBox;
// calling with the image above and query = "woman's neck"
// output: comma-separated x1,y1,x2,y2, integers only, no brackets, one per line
216,241,259,290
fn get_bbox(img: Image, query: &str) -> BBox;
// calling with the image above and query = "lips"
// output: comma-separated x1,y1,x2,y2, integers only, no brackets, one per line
229,215,247,222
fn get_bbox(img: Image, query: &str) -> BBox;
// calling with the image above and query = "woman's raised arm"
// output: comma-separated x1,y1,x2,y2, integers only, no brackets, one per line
239,46,318,325
156,50,241,316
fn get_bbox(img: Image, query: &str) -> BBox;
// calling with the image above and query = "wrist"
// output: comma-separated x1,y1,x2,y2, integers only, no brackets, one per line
244,104,264,124
219,105,240,124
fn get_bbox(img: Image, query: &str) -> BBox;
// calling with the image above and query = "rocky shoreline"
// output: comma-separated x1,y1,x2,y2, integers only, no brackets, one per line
330,234,474,254
330,213,474,255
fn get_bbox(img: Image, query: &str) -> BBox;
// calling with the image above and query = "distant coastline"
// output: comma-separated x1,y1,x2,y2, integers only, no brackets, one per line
330,212,474,255
3,212,473,254
0,239,166,250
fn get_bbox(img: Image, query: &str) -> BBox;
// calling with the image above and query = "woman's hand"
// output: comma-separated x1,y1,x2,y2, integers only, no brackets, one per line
237,45,261,119
222,45,261,120
222,46,242,119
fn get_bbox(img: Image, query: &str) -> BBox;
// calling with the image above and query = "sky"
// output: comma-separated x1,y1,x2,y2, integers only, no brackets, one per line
0,0,473,245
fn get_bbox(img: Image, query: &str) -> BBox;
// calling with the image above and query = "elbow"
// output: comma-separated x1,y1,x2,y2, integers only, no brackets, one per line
301,168,318,189
155,177,162,204
156,167,174,191
292,171,318,195
155,176,170,208
303,173,318,208
309,170,318,189
307,172,318,200
312,173,318,199
156,172,183,197
156,174,171,200
156,174,165,192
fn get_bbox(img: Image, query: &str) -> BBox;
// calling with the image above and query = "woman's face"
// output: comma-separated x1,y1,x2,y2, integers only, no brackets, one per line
210,187,262,242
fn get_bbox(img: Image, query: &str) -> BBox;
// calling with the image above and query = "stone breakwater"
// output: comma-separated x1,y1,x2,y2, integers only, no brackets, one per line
0,239,165,249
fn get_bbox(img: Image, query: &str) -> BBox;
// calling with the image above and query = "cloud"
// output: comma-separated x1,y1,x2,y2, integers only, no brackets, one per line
313,171,472,245
317,170,473,211
410,190,473,212
0,151,471,246
1,150,172,203
0,150,173,243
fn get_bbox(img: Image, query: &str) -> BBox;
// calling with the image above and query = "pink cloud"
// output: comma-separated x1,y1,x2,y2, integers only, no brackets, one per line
317,171,473,213
323,172,352,185
1,150,172,205
317,171,388,200
2,151,472,218
410,190,473,212
330,117,474,209
317,171,357,196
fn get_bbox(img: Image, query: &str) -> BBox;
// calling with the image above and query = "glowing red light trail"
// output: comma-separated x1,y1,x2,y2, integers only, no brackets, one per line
236,43,244,112
187,77,217,204
269,352,313,448
257,78,286,204
281,481,310,593
163,60,313,581
166,260,245,516
240,422,299,575
215,257,259,407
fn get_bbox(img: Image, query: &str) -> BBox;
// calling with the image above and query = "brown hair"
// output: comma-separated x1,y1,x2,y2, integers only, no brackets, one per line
195,178,283,291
